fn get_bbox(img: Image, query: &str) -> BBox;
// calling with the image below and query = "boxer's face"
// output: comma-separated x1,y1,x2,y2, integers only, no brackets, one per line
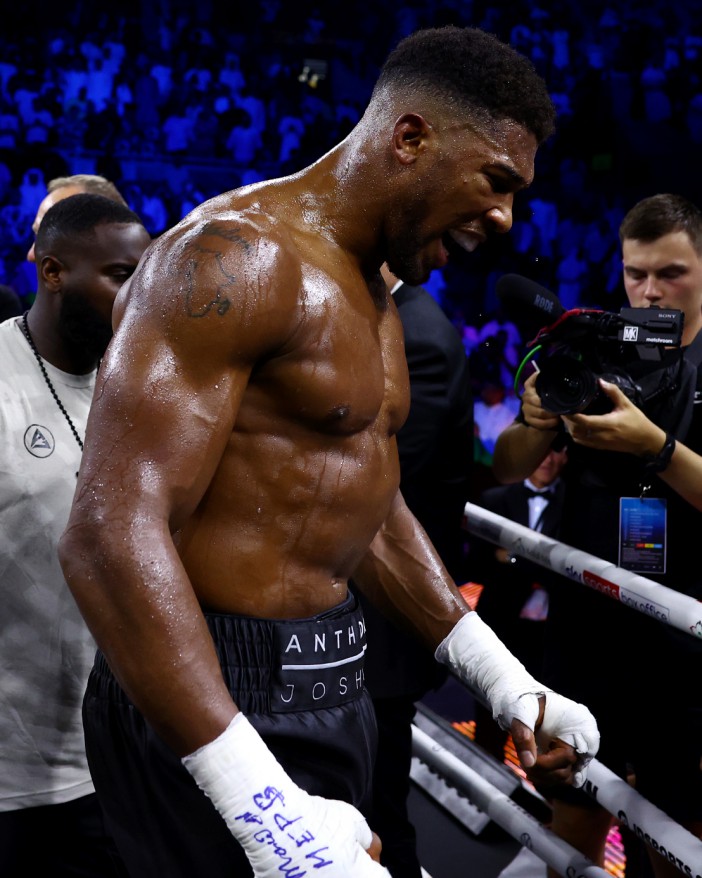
385,116,536,285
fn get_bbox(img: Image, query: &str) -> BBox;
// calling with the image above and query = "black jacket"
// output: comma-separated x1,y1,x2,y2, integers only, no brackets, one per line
358,283,473,699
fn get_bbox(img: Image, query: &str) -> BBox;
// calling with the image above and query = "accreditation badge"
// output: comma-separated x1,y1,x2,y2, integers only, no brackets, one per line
619,496,667,574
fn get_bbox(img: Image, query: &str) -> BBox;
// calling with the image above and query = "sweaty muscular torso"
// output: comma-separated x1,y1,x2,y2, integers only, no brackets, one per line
114,188,411,620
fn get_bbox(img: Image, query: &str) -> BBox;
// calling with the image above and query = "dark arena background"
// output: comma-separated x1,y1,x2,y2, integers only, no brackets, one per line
2,2,701,876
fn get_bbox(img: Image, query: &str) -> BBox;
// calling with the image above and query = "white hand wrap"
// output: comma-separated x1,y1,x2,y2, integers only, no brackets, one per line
182,713,390,877
435,613,599,786
536,691,600,788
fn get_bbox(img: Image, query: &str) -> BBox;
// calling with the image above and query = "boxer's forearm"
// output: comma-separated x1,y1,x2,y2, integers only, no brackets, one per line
435,613,600,786
59,520,238,757
353,494,600,787
352,491,468,650
183,714,390,877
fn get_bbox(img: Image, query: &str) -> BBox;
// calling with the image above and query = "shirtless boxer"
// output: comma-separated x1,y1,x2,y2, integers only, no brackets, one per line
58,25,599,878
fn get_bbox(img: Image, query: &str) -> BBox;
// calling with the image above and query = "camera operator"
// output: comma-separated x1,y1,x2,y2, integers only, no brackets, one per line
493,193,702,878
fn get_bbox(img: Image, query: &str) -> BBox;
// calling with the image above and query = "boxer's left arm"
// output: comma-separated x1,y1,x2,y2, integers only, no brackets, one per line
353,491,599,786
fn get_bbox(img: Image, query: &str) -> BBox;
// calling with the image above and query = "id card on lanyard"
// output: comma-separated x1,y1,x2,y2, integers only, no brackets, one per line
619,496,667,573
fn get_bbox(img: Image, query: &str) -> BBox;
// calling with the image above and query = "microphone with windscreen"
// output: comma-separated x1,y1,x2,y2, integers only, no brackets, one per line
496,273,565,342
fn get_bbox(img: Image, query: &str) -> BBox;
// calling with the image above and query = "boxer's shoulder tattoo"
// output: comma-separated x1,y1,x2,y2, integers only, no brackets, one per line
182,223,252,318
184,254,232,318
202,219,253,251
210,225,252,250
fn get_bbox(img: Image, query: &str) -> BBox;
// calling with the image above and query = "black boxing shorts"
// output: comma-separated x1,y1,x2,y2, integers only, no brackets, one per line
83,591,377,878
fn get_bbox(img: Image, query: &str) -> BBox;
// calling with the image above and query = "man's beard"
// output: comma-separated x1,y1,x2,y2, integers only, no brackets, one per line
385,234,428,287
384,200,433,286
58,294,113,363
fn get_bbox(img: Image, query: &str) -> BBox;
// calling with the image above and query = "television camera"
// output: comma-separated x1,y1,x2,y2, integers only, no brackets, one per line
496,274,685,416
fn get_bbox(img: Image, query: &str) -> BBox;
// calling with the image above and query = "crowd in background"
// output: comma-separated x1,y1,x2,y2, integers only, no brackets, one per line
2,0,702,459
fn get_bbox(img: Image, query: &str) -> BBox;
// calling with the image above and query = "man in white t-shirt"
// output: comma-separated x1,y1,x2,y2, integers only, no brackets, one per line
0,193,150,876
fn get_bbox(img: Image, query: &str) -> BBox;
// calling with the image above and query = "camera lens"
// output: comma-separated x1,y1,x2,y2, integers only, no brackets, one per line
535,354,599,414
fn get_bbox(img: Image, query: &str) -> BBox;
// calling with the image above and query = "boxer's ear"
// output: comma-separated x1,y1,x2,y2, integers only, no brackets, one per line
391,113,432,165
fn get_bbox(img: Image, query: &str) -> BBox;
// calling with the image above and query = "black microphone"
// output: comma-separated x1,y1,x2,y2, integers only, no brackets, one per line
496,274,565,340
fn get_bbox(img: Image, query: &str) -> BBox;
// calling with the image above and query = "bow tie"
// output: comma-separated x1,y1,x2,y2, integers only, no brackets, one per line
525,486,553,499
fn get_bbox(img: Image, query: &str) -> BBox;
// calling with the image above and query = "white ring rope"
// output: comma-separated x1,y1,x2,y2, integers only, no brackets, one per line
463,502,702,640
440,667,702,878
450,501,702,876
411,724,610,878
586,761,702,878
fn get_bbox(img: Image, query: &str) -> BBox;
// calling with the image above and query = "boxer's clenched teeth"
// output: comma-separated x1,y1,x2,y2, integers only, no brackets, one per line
447,228,482,252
